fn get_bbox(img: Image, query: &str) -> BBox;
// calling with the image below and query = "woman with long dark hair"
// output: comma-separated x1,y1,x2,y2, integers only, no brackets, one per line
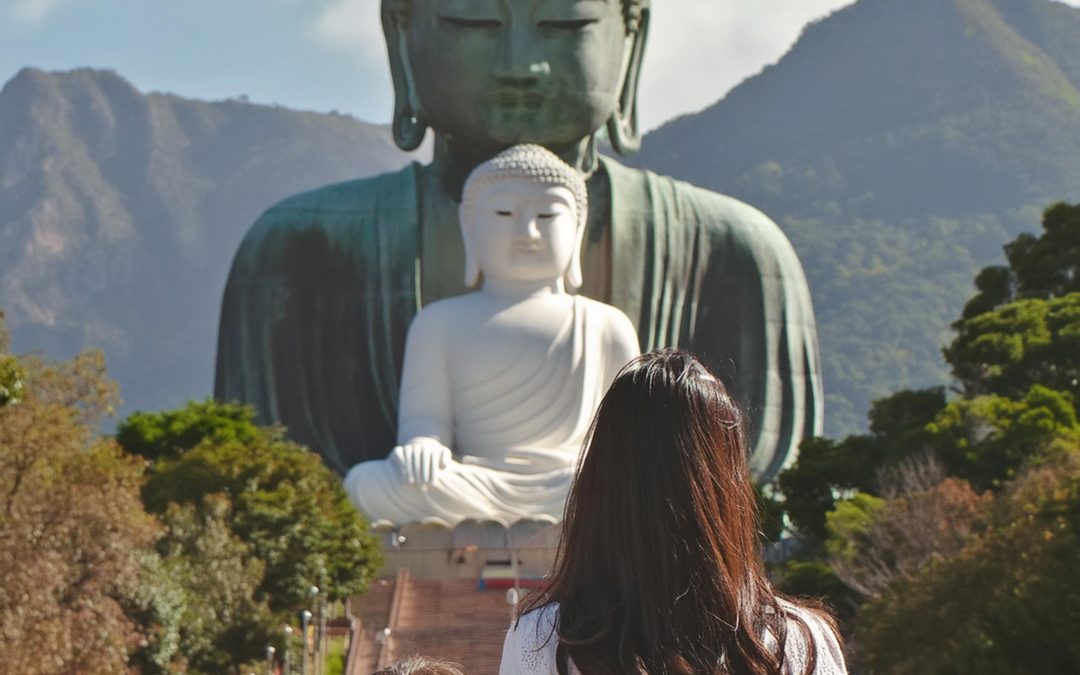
500,350,846,674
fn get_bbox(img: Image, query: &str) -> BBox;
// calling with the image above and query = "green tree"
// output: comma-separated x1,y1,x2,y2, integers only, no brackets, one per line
0,311,24,407
856,449,1080,674
773,204,1080,668
755,483,787,543
772,559,860,624
783,273,1080,539
117,398,263,462
153,495,276,673
778,436,861,543
960,202,1080,319
945,293,1080,402
142,434,380,612
125,550,187,674
928,384,1080,489
124,400,382,610
0,353,23,407
116,400,381,671
0,319,161,673
824,492,886,564
825,471,988,599
948,203,1080,401
779,387,947,542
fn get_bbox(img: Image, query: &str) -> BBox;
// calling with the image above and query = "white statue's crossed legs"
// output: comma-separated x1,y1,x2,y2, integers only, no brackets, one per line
344,457,574,526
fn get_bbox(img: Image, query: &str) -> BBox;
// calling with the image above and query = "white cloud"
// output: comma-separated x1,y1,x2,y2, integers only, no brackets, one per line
9,0,72,23
309,0,385,66
303,0,1080,130
639,0,857,130
305,0,858,129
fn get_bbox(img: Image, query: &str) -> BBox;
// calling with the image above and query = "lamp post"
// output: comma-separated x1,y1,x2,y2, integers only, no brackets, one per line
508,527,522,621
318,591,328,675
283,624,294,674
265,646,276,675
300,609,313,675
309,585,324,675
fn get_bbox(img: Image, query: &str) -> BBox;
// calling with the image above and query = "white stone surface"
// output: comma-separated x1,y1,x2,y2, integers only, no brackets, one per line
344,145,639,526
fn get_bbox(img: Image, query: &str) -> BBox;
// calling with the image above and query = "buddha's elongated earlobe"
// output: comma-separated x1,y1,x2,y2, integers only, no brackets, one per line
565,220,586,291
460,206,481,288
463,244,481,288
383,2,428,151
607,7,650,156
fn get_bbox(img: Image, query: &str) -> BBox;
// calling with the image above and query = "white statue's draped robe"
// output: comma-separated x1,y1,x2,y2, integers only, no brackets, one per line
344,292,639,525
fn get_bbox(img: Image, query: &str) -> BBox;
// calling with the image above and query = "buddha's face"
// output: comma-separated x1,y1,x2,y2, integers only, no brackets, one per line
405,0,628,148
470,181,579,285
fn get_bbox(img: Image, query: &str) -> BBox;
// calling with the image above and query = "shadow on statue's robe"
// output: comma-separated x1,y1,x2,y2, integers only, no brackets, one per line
216,157,822,481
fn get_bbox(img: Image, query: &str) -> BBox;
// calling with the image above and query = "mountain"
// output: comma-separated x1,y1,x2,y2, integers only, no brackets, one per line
630,0,1080,435
0,67,416,423
6,0,1080,438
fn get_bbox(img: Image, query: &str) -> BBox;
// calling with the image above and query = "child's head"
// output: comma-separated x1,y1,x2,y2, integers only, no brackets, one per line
373,654,466,675
459,144,588,290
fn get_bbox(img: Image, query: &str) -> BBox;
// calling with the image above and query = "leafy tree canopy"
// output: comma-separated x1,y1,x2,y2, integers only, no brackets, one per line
0,313,159,673
779,387,947,542
772,560,860,624
949,203,1080,400
775,203,1080,633
824,493,886,563
929,384,1080,489
128,400,382,611
117,397,265,462
1,318,381,674
0,353,23,407
946,292,1080,401
825,470,989,600
855,448,1080,675
961,202,1080,318
0,311,24,407
151,495,275,673
783,204,1080,542
115,399,382,672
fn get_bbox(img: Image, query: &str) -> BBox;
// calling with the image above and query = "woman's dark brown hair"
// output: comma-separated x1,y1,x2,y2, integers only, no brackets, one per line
521,350,832,674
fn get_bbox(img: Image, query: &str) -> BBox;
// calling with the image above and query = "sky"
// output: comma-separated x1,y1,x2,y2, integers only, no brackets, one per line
3,0,1080,132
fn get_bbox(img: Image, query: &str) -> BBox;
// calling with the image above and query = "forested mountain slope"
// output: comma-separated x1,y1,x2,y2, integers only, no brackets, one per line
5,0,1080,436
0,68,413,422
630,0,1080,433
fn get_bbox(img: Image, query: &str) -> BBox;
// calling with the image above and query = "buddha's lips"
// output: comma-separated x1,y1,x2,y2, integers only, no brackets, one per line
494,90,546,111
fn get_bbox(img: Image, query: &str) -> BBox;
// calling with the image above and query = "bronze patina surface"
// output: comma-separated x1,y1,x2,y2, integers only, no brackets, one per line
215,0,822,480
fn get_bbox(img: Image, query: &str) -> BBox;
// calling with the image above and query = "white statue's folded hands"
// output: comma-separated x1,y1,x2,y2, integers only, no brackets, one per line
389,439,451,486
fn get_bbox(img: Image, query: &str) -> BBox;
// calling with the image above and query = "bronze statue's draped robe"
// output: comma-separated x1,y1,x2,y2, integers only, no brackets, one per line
215,157,822,481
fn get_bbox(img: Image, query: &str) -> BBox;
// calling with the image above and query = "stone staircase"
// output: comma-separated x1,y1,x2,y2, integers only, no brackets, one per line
348,569,519,674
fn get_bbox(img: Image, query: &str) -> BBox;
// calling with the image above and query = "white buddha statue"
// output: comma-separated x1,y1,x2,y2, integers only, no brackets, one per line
343,145,640,526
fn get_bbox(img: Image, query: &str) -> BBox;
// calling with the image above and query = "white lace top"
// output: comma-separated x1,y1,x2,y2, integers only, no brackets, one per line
499,601,848,674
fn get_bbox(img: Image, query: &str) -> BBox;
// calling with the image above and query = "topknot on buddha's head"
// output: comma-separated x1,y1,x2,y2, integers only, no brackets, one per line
461,144,588,233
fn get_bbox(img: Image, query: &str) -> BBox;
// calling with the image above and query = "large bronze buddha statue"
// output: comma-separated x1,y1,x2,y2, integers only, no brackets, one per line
215,0,822,482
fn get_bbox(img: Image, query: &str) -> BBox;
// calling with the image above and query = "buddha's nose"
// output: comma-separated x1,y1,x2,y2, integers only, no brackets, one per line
520,217,542,240
493,30,549,85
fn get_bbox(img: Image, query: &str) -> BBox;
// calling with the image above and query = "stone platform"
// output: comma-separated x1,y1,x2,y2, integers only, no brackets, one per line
369,516,560,579
345,518,561,673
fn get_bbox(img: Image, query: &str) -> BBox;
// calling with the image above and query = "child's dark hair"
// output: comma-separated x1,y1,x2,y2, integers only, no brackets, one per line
372,654,466,675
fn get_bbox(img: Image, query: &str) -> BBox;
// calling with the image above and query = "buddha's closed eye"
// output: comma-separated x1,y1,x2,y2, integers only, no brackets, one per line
538,19,597,31
439,16,502,29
